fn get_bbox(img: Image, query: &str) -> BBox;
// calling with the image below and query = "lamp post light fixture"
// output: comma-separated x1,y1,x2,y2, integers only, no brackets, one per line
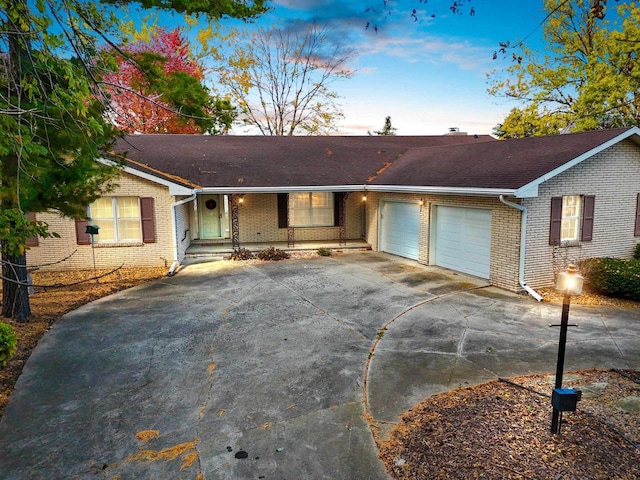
550,264,584,434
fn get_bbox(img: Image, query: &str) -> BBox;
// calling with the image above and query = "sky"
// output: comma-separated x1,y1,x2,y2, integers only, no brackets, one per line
161,0,551,136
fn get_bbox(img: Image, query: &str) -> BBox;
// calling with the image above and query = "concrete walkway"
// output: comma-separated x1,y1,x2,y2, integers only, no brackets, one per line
0,252,638,479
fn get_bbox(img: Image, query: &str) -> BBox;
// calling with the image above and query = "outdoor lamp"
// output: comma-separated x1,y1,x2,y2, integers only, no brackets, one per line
556,264,584,296
362,194,367,202
550,263,583,434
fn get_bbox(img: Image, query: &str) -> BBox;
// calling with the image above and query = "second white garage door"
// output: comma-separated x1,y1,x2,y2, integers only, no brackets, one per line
434,206,492,279
380,201,420,260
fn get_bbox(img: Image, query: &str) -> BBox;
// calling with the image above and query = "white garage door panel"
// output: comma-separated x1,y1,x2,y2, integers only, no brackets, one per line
380,201,420,260
435,206,491,279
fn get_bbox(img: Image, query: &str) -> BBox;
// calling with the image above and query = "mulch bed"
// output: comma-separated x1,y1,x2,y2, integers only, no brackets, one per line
378,369,640,479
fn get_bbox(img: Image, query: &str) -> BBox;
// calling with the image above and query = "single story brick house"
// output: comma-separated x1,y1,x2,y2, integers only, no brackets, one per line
26,127,640,298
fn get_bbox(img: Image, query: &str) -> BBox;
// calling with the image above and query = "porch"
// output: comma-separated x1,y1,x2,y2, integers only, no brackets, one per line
184,239,371,262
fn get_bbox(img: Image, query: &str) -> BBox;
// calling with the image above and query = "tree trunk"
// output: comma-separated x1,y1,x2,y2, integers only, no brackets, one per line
1,240,31,322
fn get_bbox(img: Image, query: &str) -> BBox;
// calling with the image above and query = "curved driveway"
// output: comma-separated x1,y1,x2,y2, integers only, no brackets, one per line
1,252,638,479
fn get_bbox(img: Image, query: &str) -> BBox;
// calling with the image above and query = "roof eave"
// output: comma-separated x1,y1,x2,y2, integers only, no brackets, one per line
98,157,196,196
200,185,364,193
366,185,517,197
514,126,640,198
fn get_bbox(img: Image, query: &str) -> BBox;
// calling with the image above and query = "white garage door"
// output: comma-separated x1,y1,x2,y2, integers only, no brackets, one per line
435,206,492,279
380,201,420,260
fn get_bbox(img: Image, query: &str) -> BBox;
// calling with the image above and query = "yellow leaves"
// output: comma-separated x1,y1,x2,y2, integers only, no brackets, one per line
126,434,200,474
135,430,160,442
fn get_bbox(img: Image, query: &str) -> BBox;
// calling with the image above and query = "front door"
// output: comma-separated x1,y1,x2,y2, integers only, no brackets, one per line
200,195,222,239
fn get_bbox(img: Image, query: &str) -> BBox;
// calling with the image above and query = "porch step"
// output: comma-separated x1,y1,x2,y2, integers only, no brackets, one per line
183,240,371,263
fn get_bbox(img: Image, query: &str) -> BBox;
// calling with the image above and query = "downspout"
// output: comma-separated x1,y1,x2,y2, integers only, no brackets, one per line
499,195,543,302
168,193,197,276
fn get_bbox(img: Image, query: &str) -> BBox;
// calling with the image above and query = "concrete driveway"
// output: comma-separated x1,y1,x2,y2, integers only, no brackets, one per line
0,252,638,479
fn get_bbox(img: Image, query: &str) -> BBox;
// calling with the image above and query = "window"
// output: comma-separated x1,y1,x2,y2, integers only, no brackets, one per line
560,195,581,242
289,192,335,227
89,197,142,243
549,195,595,245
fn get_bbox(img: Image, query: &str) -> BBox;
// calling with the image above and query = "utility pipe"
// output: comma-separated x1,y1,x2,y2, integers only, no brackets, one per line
168,193,197,276
499,195,543,302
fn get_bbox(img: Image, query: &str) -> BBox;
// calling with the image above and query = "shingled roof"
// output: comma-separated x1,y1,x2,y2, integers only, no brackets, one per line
111,134,494,189
110,128,640,196
370,127,640,193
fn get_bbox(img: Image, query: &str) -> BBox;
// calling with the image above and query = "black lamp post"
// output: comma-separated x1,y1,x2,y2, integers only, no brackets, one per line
550,264,584,434
85,225,99,284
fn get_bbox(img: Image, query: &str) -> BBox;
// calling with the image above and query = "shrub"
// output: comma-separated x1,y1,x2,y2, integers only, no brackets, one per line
633,243,640,261
582,257,640,301
228,248,255,261
256,246,290,261
0,323,18,368
316,248,332,257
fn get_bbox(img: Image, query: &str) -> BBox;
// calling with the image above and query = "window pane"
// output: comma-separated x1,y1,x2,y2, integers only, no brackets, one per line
91,198,114,220
291,209,310,226
118,219,142,242
561,195,581,241
117,197,140,218
311,208,333,226
312,192,331,208
290,193,310,209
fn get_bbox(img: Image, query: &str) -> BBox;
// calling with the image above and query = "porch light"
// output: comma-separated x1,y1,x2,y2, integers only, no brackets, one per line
550,264,583,434
362,194,367,202
419,199,424,206
238,196,244,204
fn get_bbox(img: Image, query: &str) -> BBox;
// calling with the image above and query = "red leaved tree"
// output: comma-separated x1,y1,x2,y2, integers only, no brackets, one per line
104,28,234,134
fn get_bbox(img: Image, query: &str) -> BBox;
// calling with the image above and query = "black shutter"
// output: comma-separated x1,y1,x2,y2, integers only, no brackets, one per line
25,212,39,247
581,195,595,241
635,193,640,237
75,219,91,245
140,197,156,243
277,193,288,228
549,197,563,245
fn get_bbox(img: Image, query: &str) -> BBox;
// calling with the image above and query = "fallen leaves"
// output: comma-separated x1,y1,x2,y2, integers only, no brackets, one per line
378,370,640,479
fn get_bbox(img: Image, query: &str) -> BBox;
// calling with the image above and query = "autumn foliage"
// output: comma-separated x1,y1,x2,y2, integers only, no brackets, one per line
104,28,233,134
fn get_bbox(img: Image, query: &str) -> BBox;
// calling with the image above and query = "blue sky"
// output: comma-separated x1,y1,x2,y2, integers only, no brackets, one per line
234,0,550,136
154,1,549,135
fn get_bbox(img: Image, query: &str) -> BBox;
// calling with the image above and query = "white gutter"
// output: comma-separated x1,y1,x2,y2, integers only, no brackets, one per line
199,185,517,197
369,185,516,196
499,195,543,302
168,193,197,276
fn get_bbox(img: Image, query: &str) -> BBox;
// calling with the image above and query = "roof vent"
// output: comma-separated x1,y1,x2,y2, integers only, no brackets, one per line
445,127,467,136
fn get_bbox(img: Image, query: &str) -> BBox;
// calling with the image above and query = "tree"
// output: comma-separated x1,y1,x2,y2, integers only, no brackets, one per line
489,0,640,138
1,0,265,321
374,116,397,135
103,27,236,134
213,23,356,136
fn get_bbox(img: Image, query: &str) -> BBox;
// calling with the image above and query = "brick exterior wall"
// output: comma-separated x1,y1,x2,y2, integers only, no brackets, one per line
364,192,522,291
522,139,640,289
26,173,177,271
231,193,364,243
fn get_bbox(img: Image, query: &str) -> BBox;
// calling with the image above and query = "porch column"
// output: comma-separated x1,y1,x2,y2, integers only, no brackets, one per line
287,194,295,247
338,193,350,246
231,194,240,249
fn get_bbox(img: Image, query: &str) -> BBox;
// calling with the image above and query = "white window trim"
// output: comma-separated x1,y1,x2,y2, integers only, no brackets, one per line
89,197,142,244
560,195,581,242
289,192,334,228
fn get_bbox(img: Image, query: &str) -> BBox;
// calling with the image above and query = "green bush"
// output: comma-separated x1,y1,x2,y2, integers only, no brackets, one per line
633,243,640,261
0,323,18,367
582,257,640,301
256,246,290,261
316,248,332,257
228,248,255,261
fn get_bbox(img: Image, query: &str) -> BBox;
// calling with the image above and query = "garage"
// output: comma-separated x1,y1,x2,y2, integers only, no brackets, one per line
379,201,420,260
434,206,492,279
